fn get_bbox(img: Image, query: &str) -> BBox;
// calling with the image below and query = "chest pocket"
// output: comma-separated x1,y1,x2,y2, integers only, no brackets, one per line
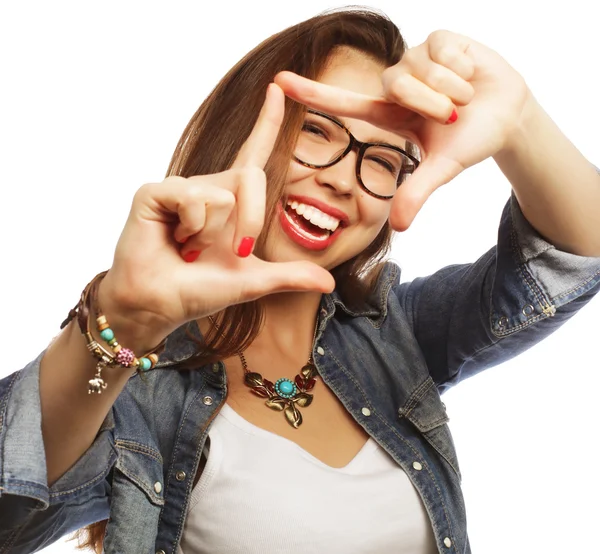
398,377,461,480
104,441,165,553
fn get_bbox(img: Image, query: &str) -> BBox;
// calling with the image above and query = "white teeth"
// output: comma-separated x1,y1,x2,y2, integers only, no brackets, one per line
283,208,329,241
286,200,341,232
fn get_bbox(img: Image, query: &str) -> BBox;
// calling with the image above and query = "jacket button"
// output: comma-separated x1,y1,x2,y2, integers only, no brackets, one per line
361,407,371,416
412,461,423,471
444,537,452,547
522,304,535,316
154,481,162,494
156,550,166,554
203,395,213,406
212,363,220,373
316,346,325,355
176,470,187,481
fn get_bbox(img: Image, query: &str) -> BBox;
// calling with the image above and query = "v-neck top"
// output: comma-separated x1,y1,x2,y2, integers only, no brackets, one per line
177,403,437,553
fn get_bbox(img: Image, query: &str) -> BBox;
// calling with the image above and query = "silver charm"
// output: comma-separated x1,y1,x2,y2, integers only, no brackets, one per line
88,361,108,394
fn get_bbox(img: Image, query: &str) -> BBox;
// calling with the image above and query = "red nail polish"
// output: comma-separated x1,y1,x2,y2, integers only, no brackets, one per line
177,235,189,244
445,109,458,125
182,250,201,263
238,237,255,258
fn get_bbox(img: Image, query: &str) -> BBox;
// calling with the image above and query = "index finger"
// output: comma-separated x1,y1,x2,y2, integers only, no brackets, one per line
232,83,285,169
274,71,416,132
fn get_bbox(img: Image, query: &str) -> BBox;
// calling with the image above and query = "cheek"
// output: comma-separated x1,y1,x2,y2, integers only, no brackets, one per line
358,194,392,227
287,162,314,184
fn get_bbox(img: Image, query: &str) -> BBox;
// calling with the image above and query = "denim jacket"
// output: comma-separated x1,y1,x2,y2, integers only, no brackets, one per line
1,195,599,554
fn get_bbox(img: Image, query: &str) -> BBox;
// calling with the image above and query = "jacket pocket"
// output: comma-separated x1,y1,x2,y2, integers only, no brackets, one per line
398,377,461,480
103,442,166,553
113,440,166,507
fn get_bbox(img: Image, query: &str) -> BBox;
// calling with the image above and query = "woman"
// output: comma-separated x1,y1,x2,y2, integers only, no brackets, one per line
0,7,598,554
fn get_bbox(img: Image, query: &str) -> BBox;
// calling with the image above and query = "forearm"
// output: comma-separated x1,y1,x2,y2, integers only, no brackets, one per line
493,95,600,256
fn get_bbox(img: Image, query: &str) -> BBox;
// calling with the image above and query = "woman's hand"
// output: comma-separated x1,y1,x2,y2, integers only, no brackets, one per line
98,84,335,352
275,30,533,231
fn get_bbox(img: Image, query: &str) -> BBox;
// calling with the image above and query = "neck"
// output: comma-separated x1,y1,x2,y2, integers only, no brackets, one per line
198,291,323,360
256,291,322,357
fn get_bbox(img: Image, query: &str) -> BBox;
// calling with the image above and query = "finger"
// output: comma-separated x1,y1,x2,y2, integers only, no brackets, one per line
232,166,267,257
427,31,475,81
389,155,463,231
179,185,236,253
274,71,418,132
136,176,236,256
243,260,336,298
232,83,285,169
397,61,474,107
383,72,457,125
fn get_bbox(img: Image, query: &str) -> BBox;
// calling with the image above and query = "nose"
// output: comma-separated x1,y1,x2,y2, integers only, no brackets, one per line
313,149,358,196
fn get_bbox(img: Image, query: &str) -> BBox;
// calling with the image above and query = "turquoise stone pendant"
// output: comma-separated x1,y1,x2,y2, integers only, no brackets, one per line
243,363,319,428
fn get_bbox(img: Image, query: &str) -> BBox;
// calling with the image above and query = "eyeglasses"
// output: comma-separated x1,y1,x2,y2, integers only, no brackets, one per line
293,110,419,199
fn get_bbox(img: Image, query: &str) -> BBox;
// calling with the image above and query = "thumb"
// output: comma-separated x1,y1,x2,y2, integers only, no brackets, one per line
390,155,464,231
244,261,335,299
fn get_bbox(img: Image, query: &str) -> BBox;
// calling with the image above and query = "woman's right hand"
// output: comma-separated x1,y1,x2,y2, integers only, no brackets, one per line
97,84,335,351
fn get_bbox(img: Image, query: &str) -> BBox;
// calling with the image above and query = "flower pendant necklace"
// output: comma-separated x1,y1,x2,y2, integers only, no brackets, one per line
208,315,319,429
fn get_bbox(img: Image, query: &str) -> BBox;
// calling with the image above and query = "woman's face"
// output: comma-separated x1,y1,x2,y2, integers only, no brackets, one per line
264,49,407,270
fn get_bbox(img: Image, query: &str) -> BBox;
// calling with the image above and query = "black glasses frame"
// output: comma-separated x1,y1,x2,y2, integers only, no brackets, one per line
293,109,420,200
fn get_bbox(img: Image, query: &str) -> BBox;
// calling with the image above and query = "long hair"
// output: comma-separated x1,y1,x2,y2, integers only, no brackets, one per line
73,7,409,552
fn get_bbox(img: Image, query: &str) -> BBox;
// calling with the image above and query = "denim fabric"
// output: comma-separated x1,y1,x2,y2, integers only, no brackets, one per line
1,195,599,554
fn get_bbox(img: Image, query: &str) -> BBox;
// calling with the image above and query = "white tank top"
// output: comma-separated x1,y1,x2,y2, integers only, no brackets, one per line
177,403,437,554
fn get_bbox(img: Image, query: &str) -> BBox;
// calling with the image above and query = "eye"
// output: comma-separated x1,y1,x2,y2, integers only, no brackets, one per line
365,154,397,175
301,121,330,142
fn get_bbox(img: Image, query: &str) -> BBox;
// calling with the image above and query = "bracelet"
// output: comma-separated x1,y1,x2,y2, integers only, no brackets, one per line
61,271,166,394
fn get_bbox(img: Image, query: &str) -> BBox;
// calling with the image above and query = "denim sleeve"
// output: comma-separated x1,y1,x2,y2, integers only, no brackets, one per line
394,193,600,393
0,352,115,553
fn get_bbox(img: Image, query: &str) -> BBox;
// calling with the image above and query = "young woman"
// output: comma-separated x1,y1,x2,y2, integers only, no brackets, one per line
0,7,598,554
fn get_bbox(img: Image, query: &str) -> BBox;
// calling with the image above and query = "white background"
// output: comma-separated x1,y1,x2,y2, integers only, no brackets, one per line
1,1,598,553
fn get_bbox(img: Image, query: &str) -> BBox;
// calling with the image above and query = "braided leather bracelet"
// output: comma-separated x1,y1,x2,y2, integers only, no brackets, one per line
61,271,166,394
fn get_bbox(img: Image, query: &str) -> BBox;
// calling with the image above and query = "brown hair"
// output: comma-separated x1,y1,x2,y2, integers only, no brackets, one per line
73,7,409,552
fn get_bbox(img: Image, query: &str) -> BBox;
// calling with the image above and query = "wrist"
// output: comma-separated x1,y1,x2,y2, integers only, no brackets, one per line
494,92,544,163
97,275,169,356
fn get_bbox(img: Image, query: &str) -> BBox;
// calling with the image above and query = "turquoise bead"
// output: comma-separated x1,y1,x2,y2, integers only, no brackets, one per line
279,380,294,394
139,358,152,371
100,328,114,342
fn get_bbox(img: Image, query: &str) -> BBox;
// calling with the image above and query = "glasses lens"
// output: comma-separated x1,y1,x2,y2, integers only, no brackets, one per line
294,112,349,167
360,145,416,197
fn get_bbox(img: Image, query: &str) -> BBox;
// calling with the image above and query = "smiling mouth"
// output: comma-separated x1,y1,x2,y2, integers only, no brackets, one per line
282,202,334,240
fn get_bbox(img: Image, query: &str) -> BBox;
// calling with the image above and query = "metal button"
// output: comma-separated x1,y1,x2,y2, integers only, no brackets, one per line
176,470,186,481
497,316,508,329
154,481,162,494
444,537,452,548
202,395,213,406
212,363,220,373
316,346,325,355
156,550,166,554
413,461,423,471
361,407,371,416
522,304,535,317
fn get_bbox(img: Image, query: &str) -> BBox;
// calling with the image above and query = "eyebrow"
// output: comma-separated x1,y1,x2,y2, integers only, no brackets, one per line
326,112,407,151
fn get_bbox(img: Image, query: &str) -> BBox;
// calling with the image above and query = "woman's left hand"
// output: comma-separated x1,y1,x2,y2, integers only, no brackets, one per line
275,30,534,231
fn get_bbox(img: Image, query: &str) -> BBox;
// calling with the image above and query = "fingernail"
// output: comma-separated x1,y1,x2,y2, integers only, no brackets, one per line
182,250,201,263
445,109,458,125
238,237,255,258
177,235,189,244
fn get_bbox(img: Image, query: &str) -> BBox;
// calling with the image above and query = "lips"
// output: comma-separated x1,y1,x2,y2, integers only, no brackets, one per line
285,195,350,227
277,201,344,251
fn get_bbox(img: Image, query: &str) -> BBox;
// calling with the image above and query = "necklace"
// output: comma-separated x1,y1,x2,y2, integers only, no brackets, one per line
208,315,319,429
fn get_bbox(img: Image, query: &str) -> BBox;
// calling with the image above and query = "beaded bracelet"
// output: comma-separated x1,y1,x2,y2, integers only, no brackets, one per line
61,271,166,394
